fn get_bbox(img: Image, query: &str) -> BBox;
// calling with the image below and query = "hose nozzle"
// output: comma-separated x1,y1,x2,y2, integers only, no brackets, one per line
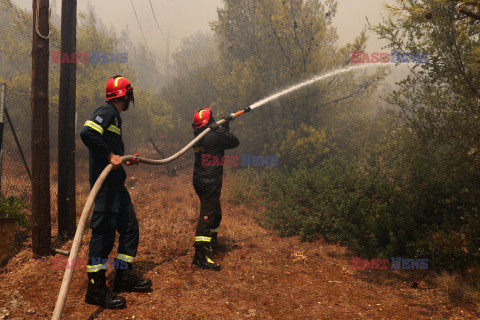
234,107,252,118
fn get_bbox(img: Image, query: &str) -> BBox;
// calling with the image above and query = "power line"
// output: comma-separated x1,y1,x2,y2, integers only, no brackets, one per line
128,0,162,81
148,0,167,36
130,0,149,50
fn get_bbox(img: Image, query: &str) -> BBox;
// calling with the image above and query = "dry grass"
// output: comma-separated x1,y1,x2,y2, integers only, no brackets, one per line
1,166,480,319
223,167,263,205
435,271,480,308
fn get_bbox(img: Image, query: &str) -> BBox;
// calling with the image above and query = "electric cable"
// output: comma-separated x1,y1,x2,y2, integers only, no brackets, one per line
130,0,149,49
148,0,167,36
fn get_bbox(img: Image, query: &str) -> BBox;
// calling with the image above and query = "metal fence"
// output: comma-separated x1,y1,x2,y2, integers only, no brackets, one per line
0,84,58,201
0,82,189,202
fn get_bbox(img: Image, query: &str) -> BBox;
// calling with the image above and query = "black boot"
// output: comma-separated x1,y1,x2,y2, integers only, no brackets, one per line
192,243,221,271
210,232,226,250
211,232,218,247
85,270,126,309
113,261,152,293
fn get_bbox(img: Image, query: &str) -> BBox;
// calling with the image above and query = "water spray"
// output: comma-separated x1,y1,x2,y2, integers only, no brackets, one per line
51,63,387,319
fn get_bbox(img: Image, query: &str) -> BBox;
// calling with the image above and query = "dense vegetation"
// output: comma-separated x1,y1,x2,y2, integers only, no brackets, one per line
216,0,480,272
0,0,176,149
257,0,480,271
2,0,480,271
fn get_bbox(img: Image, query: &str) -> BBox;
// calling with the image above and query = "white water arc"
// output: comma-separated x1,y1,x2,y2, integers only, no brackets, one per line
247,64,389,111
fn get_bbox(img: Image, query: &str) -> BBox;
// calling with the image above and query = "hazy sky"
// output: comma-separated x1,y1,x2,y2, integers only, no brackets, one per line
13,0,388,55
335,0,387,49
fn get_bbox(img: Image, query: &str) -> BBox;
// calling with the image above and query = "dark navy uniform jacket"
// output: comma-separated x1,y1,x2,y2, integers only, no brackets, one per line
193,125,239,186
80,102,126,190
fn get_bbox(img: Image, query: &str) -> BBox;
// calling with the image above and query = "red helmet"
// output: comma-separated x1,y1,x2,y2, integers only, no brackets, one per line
106,75,134,101
193,108,214,129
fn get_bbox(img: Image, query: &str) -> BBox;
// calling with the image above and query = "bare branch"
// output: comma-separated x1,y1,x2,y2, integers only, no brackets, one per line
458,7,480,21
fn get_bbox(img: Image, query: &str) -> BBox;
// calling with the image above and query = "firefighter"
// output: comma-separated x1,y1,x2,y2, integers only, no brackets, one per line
80,75,152,309
191,108,239,271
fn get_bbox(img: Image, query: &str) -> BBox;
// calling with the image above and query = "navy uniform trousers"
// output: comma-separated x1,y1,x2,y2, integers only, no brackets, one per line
87,185,139,270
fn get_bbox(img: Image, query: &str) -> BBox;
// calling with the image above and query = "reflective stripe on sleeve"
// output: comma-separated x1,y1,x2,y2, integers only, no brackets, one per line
210,228,219,233
84,120,104,135
107,125,121,135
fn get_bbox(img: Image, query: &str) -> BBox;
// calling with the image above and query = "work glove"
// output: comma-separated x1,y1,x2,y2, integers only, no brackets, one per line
223,113,236,122
126,153,140,166
220,119,230,130
221,113,236,130
108,153,122,170
208,123,220,131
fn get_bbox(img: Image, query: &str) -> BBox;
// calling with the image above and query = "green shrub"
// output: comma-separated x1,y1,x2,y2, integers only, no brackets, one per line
258,154,480,271
260,157,416,257
0,196,30,230
274,124,330,167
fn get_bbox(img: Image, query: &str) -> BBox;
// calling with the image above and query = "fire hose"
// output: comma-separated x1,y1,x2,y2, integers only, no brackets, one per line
51,107,251,320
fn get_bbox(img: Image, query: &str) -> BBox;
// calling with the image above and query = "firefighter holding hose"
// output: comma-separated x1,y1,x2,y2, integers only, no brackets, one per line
80,75,152,309
191,108,239,271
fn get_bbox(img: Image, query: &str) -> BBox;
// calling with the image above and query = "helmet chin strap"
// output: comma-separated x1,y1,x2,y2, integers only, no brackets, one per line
124,88,134,111
122,96,132,111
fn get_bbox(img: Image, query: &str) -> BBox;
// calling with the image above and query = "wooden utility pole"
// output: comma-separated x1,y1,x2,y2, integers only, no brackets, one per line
58,0,77,240
0,83,6,190
31,0,51,257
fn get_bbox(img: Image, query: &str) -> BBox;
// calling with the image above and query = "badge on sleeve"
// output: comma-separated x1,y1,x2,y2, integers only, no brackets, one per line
95,115,103,123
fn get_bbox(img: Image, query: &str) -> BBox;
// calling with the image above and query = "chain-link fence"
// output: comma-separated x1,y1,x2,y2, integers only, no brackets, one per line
0,84,58,201
0,82,191,202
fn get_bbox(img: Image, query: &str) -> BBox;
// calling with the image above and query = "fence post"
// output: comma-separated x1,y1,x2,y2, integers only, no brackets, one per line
4,107,32,180
31,0,51,257
58,0,77,240
0,83,5,193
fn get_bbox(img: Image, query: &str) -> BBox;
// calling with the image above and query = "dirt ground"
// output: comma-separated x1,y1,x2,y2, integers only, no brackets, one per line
1,165,479,319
